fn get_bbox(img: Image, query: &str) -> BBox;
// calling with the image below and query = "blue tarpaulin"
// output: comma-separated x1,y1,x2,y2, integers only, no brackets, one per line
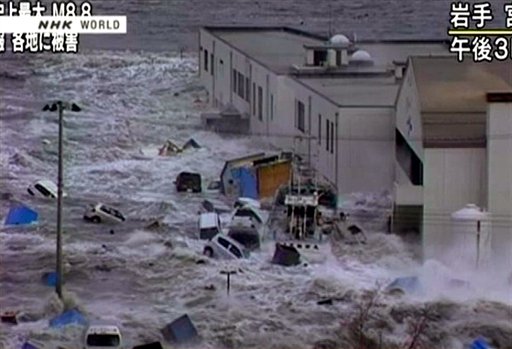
42,272,59,287
49,309,87,328
231,167,258,199
22,342,39,349
4,204,38,226
471,337,490,349
386,276,421,294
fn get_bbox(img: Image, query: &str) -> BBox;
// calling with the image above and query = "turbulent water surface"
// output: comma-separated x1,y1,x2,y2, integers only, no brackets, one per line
1,1,512,348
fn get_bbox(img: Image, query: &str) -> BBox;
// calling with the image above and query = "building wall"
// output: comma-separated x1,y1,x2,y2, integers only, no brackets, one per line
486,102,512,268
249,62,279,139
199,29,215,103
338,107,395,194
395,63,423,160
422,148,486,261
275,77,341,188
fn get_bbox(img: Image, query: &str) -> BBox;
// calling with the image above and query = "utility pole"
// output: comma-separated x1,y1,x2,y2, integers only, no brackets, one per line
220,270,237,296
42,101,81,299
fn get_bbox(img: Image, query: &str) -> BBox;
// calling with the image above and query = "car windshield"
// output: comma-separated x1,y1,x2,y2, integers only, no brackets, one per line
86,334,120,347
100,205,124,219
35,183,52,197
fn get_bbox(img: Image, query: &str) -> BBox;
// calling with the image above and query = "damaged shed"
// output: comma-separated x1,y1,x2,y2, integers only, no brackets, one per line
220,153,292,200
220,153,266,196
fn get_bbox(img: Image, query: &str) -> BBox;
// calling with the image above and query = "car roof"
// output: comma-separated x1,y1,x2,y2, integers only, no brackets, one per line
86,325,121,334
35,179,58,192
200,212,218,227
215,233,246,250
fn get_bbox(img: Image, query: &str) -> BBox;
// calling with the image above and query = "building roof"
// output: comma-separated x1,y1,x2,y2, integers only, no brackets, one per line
206,26,450,107
410,56,512,148
207,26,449,75
412,56,512,113
210,28,323,74
220,153,266,178
298,76,400,107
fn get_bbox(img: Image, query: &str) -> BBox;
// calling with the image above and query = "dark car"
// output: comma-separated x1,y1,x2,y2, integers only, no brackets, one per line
175,172,202,193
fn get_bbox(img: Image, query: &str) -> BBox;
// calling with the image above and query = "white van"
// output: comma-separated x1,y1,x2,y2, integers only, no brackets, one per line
83,203,126,224
199,212,221,240
203,233,249,260
83,325,122,349
27,179,67,199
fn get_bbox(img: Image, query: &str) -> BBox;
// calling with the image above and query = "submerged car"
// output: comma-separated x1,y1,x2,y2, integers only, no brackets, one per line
175,171,202,193
83,203,126,224
203,233,249,260
199,212,222,240
83,325,122,349
27,179,67,199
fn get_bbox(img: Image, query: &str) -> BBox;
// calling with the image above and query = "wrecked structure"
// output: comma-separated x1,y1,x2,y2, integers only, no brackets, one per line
220,152,291,200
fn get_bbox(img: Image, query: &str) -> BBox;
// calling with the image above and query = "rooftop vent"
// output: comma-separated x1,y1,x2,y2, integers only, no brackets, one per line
350,49,373,63
329,34,350,46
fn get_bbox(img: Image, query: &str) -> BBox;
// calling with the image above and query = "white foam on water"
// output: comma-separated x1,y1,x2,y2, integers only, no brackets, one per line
1,49,511,349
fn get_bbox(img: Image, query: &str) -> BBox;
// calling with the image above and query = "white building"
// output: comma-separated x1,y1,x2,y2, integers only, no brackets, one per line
199,26,448,193
198,26,512,266
394,56,512,266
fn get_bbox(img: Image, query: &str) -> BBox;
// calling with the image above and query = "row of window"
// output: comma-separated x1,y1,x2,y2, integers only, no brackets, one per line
325,118,334,154
232,68,250,102
202,48,214,76
296,100,335,154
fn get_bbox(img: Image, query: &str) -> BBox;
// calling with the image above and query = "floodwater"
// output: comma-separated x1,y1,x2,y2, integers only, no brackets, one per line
1,0,511,348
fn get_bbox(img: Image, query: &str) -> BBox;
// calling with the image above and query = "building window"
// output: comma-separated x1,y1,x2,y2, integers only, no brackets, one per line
258,86,263,121
232,69,237,93
252,83,256,115
210,53,214,76
238,72,244,99
330,121,334,154
296,100,305,132
318,114,322,144
245,77,250,102
270,94,274,120
313,50,327,66
204,49,208,72
326,119,329,151
395,129,423,185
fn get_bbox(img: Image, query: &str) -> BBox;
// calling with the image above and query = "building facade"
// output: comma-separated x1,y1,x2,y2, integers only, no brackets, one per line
199,26,448,194
198,26,512,266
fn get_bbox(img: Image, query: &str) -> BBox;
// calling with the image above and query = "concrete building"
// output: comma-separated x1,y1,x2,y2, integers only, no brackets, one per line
394,56,512,265
198,26,512,266
199,26,448,194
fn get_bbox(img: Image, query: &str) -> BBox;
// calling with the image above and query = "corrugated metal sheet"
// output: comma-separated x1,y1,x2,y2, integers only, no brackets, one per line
257,160,291,199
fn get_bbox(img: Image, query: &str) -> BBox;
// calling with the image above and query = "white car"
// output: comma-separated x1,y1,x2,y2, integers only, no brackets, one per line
27,179,67,199
199,212,222,240
83,325,122,349
83,203,126,224
234,197,260,209
203,233,249,260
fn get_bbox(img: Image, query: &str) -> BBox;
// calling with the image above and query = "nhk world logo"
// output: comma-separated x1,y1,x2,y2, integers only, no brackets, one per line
0,1,127,53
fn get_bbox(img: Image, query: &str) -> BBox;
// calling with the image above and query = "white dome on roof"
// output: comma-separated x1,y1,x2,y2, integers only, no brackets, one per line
350,49,373,62
329,34,350,45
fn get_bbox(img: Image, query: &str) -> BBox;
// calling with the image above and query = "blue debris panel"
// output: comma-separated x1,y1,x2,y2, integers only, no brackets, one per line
161,314,200,345
49,309,87,328
4,204,38,226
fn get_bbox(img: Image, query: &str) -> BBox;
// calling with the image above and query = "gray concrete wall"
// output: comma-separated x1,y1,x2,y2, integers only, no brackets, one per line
486,102,512,268
396,62,424,159
338,107,395,194
422,148,486,261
